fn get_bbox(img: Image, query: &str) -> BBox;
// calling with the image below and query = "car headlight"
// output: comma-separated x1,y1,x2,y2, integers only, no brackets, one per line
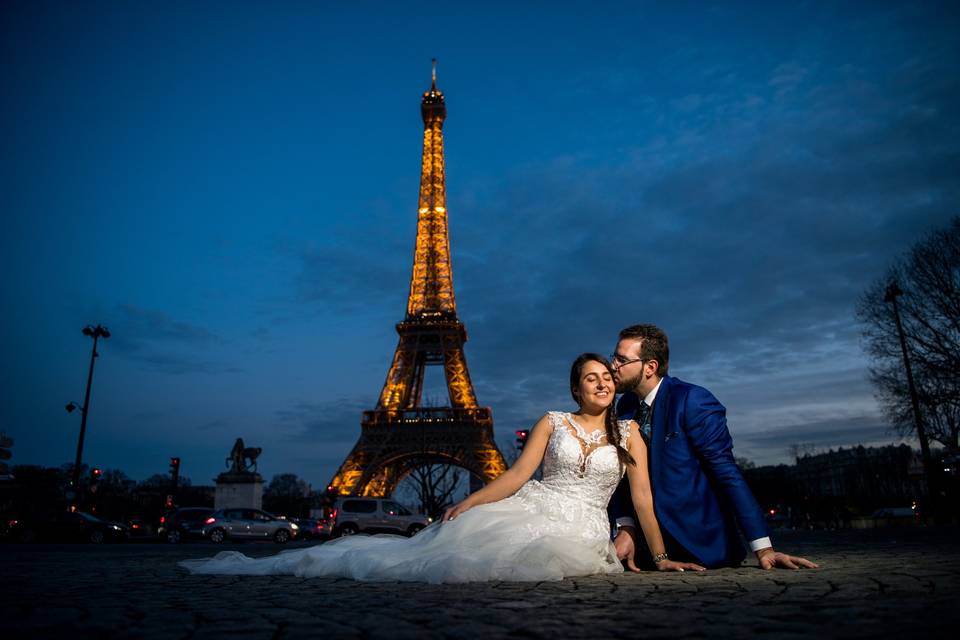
290,523,299,530
111,525,122,531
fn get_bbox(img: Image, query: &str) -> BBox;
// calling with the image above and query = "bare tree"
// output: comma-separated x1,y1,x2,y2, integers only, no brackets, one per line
400,463,462,520
263,473,311,517
856,216,960,450
788,443,818,462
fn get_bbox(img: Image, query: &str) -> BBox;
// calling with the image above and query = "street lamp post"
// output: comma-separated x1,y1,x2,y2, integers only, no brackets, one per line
67,324,110,502
884,283,936,506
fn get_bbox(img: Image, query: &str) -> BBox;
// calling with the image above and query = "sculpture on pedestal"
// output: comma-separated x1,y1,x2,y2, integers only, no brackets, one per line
225,438,262,474
215,438,264,510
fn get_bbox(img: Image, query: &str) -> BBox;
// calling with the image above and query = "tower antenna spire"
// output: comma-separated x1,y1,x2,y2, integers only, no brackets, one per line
431,58,437,90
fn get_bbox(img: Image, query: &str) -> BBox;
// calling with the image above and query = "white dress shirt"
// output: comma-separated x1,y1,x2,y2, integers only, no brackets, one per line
615,379,772,553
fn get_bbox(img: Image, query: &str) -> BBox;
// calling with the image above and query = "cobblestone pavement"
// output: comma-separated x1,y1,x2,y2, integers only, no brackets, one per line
3,527,958,639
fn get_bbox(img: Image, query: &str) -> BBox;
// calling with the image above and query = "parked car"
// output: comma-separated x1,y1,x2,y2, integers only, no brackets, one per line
871,507,919,519
10,510,130,543
330,498,431,537
158,507,215,544
202,508,298,543
127,518,155,538
291,517,333,540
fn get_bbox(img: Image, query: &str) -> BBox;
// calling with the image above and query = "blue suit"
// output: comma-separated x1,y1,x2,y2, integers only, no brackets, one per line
609,376,768,568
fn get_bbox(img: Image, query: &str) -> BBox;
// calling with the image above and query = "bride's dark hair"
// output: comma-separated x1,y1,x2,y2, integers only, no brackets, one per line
570,353,635,467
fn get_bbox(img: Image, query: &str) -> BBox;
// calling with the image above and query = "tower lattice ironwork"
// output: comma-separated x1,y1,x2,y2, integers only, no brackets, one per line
327,62,507,497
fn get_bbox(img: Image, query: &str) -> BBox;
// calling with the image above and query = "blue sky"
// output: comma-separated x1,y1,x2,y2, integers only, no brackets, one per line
2,1,958,489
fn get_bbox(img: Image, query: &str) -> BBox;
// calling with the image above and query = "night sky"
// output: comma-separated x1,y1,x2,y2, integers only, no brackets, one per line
3,1,958,490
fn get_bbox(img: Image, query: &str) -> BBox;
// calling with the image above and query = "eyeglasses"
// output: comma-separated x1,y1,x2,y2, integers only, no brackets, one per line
609,353,645,368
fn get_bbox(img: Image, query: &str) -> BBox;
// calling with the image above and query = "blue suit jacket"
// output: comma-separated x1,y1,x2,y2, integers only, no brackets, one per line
609,376,768,567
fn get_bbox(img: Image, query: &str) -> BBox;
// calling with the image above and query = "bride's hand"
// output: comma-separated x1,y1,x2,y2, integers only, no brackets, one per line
656,559,706,572
442,501,471,523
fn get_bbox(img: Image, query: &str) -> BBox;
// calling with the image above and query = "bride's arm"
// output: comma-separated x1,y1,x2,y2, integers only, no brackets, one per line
442,414,553,522
624,420,706,572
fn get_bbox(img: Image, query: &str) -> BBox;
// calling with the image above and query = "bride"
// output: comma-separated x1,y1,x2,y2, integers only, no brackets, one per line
179,354,705,582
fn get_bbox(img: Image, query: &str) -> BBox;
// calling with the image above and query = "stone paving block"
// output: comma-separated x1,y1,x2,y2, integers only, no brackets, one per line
3,527,960,638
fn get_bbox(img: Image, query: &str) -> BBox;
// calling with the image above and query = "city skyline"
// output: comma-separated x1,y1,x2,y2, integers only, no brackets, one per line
2,2,958,489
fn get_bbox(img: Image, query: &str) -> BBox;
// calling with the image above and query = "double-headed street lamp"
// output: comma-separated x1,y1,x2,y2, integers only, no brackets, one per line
883,283,936,506
66,324,110,502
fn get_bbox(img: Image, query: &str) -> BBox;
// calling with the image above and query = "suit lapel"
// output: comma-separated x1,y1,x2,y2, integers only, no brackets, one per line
649,376,671,487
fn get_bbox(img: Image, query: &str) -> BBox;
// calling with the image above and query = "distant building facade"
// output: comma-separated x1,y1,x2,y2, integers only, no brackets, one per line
744,444,929,519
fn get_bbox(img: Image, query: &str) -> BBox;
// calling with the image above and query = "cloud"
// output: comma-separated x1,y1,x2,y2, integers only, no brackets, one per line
106,304,239,375
446,41,957,456
273,397,369,442
286,198,412,315
114,304,221,345
449,48,960,384
276,4,959,465
735,415,908,466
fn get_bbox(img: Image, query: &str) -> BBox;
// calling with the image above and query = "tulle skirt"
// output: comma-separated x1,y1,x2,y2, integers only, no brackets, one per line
178,495,622,584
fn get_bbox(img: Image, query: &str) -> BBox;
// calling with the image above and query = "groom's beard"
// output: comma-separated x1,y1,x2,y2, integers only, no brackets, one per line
615,373,642,394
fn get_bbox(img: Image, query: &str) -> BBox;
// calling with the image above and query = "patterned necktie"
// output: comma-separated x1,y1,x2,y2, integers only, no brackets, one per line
635,401,652,440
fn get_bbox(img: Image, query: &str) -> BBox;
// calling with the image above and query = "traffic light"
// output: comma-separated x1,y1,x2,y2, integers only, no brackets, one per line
89,467,102,493
515,430,529,452
169,457,181,498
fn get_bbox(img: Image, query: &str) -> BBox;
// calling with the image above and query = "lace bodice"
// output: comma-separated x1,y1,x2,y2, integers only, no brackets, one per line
507,411,632,544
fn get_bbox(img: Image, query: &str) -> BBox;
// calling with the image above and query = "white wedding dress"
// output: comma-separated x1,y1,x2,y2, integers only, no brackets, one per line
179,412,630,583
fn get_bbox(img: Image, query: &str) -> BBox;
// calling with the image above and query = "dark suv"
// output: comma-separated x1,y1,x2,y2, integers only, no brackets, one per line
331,498,431,537
9,511,129,544
158,507,215,544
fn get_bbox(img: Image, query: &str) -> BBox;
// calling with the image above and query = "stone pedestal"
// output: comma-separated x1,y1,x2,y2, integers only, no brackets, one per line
214,472,264,510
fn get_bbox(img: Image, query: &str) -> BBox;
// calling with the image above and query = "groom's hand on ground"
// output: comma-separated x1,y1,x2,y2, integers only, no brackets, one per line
756,547,819,570
614,526,640,572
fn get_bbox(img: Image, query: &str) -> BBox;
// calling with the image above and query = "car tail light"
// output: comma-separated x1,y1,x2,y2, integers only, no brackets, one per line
132,523,140,529
330,509,337,519
205,517,216,524
159,516,165,524
8,519,17,527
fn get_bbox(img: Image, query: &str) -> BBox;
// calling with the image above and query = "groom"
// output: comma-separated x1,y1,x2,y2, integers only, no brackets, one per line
608,324,817,570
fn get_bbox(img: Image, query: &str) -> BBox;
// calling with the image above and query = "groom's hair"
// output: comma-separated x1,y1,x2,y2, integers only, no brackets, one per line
618,324,669,376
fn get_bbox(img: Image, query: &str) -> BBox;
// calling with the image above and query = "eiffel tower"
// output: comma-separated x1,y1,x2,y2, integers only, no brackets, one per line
327,62,507,497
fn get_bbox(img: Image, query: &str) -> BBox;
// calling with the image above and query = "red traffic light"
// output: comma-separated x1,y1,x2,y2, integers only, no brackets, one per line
515,429,530,451
170,457,180,467
92,468,102,477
